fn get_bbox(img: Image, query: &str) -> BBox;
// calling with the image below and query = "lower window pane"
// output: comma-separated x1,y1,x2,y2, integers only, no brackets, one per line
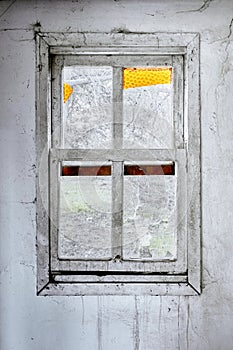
123,174,177,260
58,163,112,259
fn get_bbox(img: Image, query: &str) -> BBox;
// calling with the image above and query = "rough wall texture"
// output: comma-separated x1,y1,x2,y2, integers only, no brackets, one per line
0,0,233,349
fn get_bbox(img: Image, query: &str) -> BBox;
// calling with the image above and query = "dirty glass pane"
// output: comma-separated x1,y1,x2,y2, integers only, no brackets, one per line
123,67,174,149
62,66,113,149
123,168,177,260
58,161,112,259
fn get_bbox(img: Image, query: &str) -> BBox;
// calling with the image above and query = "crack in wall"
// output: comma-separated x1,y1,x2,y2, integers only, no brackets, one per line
19,198,36,205
218,21,232,82
158,296,162,348
81,296,85,326
209,16,233,44
97,296,103,350
0,0,17,20
177,0,213,13
178,297,180,350
213,17,233,124
133,296,140,350
83,32,87,45
227,18,233,39
186,299,189,350
187,299,210,348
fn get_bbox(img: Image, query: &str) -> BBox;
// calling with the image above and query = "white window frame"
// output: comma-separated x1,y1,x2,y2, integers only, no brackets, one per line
36,32,201,296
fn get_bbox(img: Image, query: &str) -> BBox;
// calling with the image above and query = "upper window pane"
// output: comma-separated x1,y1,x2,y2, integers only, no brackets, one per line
123,67,174,149
62,66,113,149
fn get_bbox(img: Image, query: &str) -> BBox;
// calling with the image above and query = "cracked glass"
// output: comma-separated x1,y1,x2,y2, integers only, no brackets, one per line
123,163,177,260
59,64,177,262
58,161,112,259
123,67,174,149
62,66,113,149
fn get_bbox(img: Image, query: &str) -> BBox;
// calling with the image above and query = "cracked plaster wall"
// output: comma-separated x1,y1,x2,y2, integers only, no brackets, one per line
0,0,233,349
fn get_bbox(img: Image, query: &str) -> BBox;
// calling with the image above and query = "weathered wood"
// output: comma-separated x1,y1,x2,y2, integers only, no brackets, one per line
176,150,188,272
112,67,123,149
186,34,201,293
62,55,172,67
50,148,176,161
111,161,123,259
51,46,187,55
36,32,201,296
50,257,185,274
39,282,199,296
53,274,187,283
49,153,60,270
42,32,196,49
51,56,64,148
172,55,184,148
36,35,50,293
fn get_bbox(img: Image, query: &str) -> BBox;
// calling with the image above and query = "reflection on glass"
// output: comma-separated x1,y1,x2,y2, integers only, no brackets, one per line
62,66,113,149
123,67,173,149
58,161,112,259
123,171,177,260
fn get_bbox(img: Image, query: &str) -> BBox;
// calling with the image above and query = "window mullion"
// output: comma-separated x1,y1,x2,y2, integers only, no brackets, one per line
112,66,124,259
112,161,124,259
113,67,123,148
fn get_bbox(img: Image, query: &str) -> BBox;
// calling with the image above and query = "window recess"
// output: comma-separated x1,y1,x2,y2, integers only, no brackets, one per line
36,32,201,296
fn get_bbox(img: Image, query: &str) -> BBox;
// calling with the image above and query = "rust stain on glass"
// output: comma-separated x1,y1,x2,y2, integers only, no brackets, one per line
123,67,172,89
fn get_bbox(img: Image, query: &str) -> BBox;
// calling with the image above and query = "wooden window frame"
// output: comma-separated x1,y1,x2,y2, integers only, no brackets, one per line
36,32,201,296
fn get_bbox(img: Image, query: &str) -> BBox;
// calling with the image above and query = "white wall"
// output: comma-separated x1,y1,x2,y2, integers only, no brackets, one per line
1,0,233,349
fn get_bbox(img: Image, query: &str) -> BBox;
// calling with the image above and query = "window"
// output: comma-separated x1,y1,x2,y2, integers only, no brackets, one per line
36,32,201,295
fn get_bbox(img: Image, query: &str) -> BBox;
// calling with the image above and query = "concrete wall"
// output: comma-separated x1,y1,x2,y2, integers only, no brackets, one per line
1,0,233,349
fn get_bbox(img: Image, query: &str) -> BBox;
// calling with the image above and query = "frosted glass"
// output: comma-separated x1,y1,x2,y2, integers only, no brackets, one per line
123,74,173,149
59,170,112,259
123,174,177,260
62,66,112,149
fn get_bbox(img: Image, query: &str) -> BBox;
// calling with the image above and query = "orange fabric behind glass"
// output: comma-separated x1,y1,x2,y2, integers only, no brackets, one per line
123,67,172,89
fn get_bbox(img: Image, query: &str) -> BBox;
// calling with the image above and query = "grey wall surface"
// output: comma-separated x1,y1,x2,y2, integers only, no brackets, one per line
0,0,233,349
